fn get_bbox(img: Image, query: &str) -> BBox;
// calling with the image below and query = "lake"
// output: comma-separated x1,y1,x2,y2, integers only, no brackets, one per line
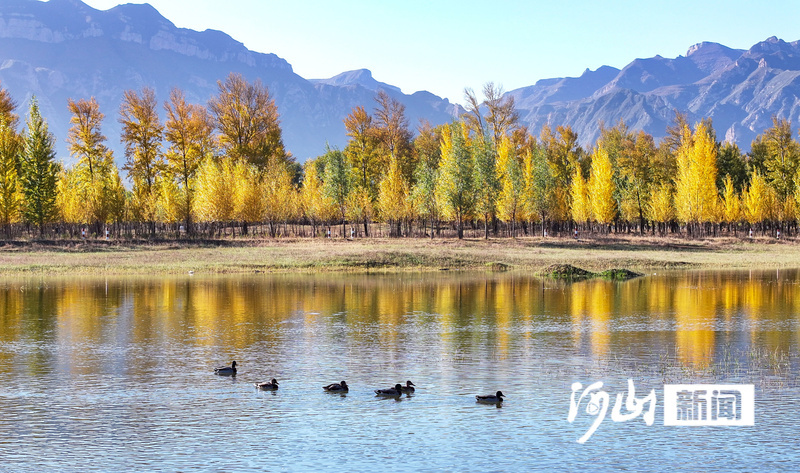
1,270,799,471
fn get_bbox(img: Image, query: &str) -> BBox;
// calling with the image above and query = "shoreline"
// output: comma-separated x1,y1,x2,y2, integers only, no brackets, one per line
1,235,799,276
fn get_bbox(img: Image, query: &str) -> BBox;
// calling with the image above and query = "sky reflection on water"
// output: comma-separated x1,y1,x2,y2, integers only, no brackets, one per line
0,270,799,471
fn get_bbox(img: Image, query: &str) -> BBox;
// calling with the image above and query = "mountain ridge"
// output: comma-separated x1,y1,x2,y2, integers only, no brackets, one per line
1,0,800,162
508,36,800,148
0,0,459,163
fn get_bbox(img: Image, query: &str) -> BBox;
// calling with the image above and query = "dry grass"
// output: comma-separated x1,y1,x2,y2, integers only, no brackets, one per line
1,234,800,275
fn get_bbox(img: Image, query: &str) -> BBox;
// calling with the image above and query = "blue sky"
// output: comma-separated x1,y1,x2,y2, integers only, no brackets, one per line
79,0,800,105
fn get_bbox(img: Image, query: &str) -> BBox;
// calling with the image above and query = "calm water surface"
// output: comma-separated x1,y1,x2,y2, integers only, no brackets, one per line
1,270,799,472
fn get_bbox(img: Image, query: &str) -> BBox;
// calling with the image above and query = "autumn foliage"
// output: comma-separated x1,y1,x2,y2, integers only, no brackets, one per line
1,76,800,240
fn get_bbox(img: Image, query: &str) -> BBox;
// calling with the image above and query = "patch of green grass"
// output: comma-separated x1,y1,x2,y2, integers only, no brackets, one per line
486,262,510,272
596,268,644,281
541,264,595,280
539,264,643,281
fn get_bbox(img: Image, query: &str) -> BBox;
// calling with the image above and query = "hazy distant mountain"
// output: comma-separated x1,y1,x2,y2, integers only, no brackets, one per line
0,0,460,163
311,69,401,94
507,37,800,150
2,1,800,164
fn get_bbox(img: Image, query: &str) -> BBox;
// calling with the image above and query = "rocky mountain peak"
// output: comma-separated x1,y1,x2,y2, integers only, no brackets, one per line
0,0,457,161
312,68,401,93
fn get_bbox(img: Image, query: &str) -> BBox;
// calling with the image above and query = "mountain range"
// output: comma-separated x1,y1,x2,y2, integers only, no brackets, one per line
0,0,460,162
1,0,799,165
507,37,800,149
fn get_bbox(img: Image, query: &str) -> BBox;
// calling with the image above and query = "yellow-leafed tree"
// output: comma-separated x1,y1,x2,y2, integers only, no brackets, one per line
263,160,295,237
300,159,336,236
235,162,266,236
378,154,410,237
721,174,741,228
779,197,797,226
743,171,769,228
570,166,590,225
674,122,718,229
436,122,474,239
56,167,82,224
344,105,380,236
495,135,524,236
208,73,287,170
163,87,214,231
0,116,21,234
411,122,443,238
67,97,121,228
587,145,616,225
156,176,183,224
647,183,674,234
120,88,163,231
195,158,237,224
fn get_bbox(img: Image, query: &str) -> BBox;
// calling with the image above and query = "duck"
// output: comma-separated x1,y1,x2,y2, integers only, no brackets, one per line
254,378,279,390
323,381,349,392
375,383,404,397
476,391,505,403
214,361,237,376
400,380,416,394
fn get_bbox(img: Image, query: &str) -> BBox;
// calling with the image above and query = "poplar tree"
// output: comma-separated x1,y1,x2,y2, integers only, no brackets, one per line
588,145,616,226
464,83,519,147
20,98,58,234
570,166,590,226
208,72,286,170
605,123,655,233
647,184,674,235
541,125,582,221
156,177,182,224
759,117,800,201
522,144,554,235
721,175,741,229
743,171,769,230
263,160,295,237
495,136,524,236
322,147,351,237
164,88,214,230
343,105,380,236
236,162,265,233
437,122,474,239
195,158,237,225
67,97,121,228
300,159,336,235
68,98,111,180
374,91,414,180
482,82,519,146
0,116,21,235
674,122,718,230
411,122,442,238
120,87,164,229
472,135,498,239
378,154,409,236
0,86,20,234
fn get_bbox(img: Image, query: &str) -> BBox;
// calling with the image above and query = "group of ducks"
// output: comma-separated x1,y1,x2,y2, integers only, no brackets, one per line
214,361,505,403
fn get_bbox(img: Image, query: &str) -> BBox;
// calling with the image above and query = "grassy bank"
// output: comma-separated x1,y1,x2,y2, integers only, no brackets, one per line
1,235,799,275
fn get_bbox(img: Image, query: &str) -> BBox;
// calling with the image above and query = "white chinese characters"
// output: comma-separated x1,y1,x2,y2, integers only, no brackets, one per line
663,384,754,426
568,379,656,444
569,381,755,443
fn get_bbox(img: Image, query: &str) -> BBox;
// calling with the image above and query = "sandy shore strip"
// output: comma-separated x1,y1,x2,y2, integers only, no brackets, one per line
1,235,799,275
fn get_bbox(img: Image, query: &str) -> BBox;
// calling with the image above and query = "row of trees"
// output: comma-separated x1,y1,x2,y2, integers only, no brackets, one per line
2,76,800,240
306,84,800,239
0,73,295,238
